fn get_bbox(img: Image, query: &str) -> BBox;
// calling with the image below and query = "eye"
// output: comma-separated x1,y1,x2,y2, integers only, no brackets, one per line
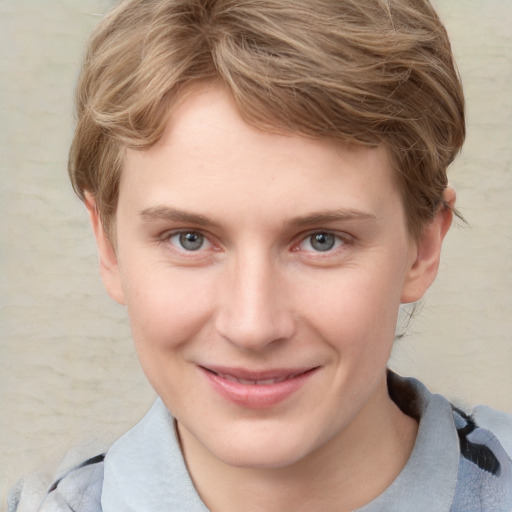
299,231,345,252
168,231,211,251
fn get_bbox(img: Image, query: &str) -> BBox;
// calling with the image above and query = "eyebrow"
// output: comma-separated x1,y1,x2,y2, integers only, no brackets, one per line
140,206,376,228
139,206,220,227
287,209,377,227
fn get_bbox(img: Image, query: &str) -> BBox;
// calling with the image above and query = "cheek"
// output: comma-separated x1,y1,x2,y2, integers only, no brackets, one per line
121,263,216,352
301,266,403,352
121,266,219,405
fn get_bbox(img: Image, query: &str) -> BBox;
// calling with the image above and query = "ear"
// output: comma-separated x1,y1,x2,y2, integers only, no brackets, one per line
84,192,126,305
400,187,455,304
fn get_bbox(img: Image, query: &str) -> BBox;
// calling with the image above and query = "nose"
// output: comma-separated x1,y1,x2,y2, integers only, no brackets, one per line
214,253,296,351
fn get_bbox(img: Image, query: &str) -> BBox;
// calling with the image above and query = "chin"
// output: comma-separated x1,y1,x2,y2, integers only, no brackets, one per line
220,448,306,471
206,428,320,471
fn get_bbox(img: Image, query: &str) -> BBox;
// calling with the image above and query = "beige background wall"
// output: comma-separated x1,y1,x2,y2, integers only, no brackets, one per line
1,0,511,505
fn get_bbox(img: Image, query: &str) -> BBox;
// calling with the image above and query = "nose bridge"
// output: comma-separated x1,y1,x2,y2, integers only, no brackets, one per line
215,247,295,350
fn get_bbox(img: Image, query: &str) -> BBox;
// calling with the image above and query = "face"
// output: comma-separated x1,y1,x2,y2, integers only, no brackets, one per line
89,85,449,470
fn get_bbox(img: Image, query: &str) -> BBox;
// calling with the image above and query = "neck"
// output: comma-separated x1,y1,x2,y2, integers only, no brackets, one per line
178,376,418,512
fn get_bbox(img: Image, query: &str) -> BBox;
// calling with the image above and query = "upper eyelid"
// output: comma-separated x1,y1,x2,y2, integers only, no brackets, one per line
160,227,212,240
295,229,353,244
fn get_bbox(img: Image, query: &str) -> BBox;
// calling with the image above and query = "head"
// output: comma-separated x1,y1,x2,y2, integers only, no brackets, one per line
70,0,465,476
69,0,464,243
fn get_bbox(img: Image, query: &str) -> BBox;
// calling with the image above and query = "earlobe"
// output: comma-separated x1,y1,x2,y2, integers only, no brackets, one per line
84,192,126,305
400,187,455,304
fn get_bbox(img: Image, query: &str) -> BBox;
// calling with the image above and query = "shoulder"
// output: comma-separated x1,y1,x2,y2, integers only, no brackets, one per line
387,371,512,511
42,454,105,512
8,454,105,512
451,406,512,511
472,404,512,458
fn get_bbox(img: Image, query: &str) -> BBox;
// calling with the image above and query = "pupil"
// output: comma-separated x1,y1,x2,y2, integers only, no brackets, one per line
180,232,203,251
311,233,335,252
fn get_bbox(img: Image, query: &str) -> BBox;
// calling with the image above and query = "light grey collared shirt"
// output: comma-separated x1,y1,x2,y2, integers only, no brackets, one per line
9,373,512,512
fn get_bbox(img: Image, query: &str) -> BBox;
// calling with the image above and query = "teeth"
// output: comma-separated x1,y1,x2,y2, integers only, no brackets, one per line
258,378,279,385
216,371,300,385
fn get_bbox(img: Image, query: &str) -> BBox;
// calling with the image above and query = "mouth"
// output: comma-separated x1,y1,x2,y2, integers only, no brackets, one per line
199,365,319,408
205,367,313,385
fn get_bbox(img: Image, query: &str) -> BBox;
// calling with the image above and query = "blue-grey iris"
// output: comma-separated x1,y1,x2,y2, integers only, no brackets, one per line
179,232,204,251
310,232,336,252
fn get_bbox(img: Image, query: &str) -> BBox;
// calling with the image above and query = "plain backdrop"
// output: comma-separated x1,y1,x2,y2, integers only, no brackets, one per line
1,0,511,505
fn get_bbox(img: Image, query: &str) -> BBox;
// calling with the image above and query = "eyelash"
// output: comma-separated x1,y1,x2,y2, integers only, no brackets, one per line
158,229,352,262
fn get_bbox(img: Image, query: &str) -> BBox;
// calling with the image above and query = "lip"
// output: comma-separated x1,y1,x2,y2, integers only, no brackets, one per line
199,365,319,409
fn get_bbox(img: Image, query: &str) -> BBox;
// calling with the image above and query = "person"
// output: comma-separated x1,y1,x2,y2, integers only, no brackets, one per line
7,0,512,511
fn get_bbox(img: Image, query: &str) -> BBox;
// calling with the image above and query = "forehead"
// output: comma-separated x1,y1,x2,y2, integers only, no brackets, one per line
119,85,403,230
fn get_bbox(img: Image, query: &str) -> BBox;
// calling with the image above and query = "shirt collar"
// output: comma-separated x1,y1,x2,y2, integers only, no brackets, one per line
357,372,460,512
101,373,460,512
101,398,209,512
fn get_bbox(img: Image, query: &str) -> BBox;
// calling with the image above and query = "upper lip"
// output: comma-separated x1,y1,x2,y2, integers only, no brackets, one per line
199,365,318,383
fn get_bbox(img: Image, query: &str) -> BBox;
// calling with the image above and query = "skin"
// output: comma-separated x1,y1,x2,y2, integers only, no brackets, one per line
86,85,454,511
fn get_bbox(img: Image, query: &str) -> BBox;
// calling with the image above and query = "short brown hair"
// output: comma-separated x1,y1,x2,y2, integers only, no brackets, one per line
69,0,465,240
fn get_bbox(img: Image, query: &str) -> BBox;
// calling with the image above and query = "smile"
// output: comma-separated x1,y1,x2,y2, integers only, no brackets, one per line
199,366,319,408
212,370,307,386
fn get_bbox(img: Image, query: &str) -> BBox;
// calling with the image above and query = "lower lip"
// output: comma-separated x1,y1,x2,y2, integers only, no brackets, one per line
200,367,318,409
